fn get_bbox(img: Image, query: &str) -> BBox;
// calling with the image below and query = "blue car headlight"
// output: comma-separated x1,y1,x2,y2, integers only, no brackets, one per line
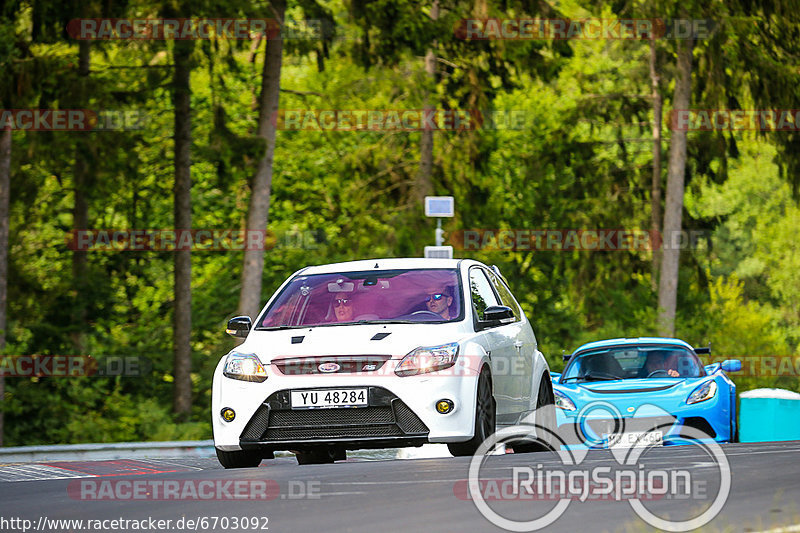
687,380,717,404
223,352,267,382
554,389,576,411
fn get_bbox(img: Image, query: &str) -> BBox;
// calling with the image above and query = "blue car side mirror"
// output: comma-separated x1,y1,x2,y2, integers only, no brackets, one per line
721,359,742,372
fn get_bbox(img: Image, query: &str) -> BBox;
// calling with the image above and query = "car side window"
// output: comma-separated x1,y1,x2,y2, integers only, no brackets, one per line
469,268,500,321
486,271,522,321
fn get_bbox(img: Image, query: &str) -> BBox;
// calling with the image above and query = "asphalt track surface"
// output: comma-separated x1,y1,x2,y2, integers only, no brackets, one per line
0,442,799,533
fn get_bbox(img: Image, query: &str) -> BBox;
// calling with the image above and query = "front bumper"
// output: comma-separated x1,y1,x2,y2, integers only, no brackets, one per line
554,393,731,448
212,364,481,452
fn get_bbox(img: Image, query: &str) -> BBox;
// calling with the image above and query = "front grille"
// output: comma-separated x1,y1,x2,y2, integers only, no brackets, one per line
240,387,429,443
272,356,390,375
583,416,676,438
269,407,395,427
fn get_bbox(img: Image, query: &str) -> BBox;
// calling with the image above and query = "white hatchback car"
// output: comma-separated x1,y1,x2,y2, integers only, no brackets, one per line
212,258,553,467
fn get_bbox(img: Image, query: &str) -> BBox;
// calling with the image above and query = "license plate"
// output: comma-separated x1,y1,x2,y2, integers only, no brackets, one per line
604,431,663,448
291,389,368,409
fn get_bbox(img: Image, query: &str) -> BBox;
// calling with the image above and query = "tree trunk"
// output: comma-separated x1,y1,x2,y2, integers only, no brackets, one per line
657,38,694,336
172,39,194,418
0,127,10,446
416,0,439,203
71,40,90,354
649,35,662,291
238,0,286,321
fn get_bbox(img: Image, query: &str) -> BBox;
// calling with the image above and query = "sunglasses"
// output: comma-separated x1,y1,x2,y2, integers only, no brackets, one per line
334,299,352,307
424,293,445,302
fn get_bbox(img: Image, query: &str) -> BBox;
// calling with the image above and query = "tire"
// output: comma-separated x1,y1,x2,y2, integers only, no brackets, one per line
512,374,557,454
216,448,262,469
295,447,346,465
448,368,495,457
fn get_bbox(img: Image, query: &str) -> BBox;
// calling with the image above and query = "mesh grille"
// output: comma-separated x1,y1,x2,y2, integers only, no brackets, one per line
270,407,394,427
586,416,676,436
240,407,271,441
264,425,403,440
240,395,428,443
393,401,429,433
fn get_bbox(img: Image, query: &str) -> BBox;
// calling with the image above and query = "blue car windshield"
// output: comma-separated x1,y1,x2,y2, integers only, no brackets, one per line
256,268,463,329
562,346,705,382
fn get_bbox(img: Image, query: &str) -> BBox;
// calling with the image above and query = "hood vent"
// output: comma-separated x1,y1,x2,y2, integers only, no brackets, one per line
291,336,304,344
371,332,391,341
584,383,678,394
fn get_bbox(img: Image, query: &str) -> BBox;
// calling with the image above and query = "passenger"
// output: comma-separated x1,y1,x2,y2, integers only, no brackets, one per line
333,296,356,322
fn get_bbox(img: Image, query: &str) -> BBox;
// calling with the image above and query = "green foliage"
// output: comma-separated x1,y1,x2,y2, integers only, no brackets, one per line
2,0,799,444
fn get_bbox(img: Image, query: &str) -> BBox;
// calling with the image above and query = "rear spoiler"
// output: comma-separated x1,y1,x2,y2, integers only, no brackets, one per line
694,347,711,355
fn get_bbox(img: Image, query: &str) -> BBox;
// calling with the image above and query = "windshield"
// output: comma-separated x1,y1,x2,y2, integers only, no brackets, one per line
561,345,705,382
256,268,463,329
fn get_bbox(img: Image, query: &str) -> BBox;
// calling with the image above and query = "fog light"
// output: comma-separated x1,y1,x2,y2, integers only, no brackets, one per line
436,399,454,414
221,408,236,422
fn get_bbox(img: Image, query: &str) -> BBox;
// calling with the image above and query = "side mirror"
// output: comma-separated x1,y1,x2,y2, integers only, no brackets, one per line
483,305,514,321
563,353,573,362
476,305,514,331
226,316,252,338
721,359,742,373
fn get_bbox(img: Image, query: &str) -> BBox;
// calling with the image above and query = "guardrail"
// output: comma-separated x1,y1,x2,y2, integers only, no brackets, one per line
0,440,215,463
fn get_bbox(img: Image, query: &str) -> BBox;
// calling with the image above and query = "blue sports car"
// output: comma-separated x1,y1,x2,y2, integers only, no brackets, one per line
551,337,741,448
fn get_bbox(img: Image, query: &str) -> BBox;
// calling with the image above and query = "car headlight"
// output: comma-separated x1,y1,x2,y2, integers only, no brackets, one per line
687,380,717,404
395,342,459,377
554,389,576,411
223,352,267,383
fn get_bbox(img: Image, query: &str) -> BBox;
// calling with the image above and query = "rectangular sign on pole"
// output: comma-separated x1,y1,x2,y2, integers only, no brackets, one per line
424,196,454,218
424,246,453,259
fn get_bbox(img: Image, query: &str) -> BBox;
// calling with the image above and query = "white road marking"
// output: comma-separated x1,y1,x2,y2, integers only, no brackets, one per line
752,524,800,533
0,464,94,482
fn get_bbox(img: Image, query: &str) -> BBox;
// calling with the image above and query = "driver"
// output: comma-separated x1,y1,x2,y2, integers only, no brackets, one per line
643,352,680,377
424,287,453,319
